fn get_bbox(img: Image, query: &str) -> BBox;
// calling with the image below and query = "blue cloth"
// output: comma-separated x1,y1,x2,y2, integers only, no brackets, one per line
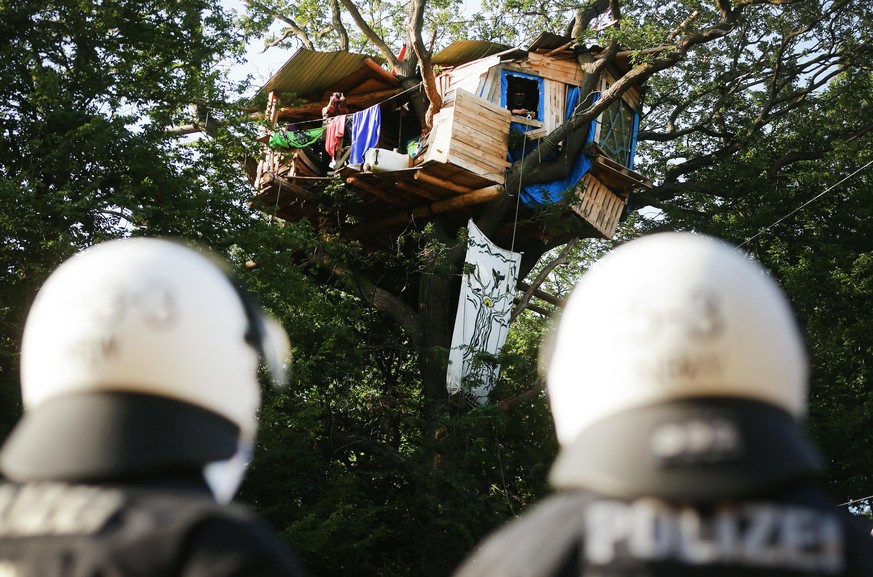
517,89,597,207
349,105,381,165
628,111,640,171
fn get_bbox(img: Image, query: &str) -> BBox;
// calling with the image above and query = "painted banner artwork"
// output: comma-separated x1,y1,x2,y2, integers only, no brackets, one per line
446,220,522,404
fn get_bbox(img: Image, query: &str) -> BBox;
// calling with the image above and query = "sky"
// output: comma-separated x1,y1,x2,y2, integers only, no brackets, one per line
221,0,295,89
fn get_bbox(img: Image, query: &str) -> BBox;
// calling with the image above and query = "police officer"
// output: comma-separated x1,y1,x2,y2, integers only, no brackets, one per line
0,238,307,577
453,232,873,577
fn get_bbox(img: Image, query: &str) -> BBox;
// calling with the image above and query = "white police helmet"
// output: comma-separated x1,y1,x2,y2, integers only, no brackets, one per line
544,232,820,500
0,238,290,488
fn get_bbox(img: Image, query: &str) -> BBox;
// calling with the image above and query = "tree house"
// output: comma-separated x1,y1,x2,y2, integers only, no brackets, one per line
250,35,651,255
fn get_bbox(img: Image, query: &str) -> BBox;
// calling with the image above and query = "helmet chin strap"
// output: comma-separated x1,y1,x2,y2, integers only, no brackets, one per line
203,441,253,505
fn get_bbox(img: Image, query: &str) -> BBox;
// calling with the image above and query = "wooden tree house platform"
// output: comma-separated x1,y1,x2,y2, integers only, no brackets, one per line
250,39,651,255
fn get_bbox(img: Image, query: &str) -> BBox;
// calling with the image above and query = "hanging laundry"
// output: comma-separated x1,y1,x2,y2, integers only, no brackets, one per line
349,105,382,165
269,126,326,150
324,114,347,159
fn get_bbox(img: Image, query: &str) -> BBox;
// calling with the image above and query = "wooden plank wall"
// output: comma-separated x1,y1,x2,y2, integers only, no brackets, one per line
438,55,501,106
544,80,566,134
478,66,502,104
517,53,584,86
570,173,626,238
419,89,510,184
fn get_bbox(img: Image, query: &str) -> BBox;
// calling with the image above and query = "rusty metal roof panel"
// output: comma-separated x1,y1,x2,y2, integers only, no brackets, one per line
527,32,572,52
260,48,387,98
431,40,513,66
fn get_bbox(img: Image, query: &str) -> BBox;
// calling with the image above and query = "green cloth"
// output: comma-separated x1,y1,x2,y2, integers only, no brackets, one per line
269,127,326,149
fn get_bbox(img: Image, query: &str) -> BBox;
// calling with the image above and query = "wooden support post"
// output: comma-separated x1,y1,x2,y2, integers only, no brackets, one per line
256,91,282,190
267,90,280,124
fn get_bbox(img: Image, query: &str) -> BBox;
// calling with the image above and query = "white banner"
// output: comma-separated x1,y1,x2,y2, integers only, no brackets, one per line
446,220,522,405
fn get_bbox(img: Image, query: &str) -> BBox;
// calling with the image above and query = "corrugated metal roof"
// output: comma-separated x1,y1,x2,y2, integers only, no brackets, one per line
527,32,573,52
260,48,388,98
431,40,513,66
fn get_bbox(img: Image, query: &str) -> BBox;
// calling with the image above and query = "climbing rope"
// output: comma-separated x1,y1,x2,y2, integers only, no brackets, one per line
508,114,532,255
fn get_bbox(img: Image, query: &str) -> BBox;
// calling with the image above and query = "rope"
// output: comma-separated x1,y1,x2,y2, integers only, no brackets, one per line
509,114,532,255
737,158,873,249
837,494,873,508
271,171,283,223
274,82,425,130
495,440,517,516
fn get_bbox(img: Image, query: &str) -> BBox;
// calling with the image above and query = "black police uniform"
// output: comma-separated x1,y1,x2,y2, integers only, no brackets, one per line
0,393,308,577
453,399,873,577
453,487,873,577
0,478,307,577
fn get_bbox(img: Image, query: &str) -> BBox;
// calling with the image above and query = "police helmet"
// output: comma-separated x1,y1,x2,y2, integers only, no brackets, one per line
544,232,820,501
0,238,290,487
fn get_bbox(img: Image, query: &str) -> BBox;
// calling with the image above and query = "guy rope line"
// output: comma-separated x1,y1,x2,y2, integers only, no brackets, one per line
737,158,873,249
837,494,873,508
272,82,424,130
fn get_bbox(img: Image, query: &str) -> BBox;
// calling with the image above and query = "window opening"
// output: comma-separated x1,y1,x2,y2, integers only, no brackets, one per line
598,96,636,167
506,77,540,119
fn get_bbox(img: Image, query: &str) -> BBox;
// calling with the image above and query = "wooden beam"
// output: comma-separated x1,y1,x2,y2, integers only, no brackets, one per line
345,176,408,206
393,179,442,201
545,41,576,58
259,172,319,202
276,88,402,119
355,185,505,230
413,170,474,194
524,303,552,317
362,57,402,88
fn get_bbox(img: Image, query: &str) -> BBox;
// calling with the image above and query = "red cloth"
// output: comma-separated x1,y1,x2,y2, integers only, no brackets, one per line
324,114,346,158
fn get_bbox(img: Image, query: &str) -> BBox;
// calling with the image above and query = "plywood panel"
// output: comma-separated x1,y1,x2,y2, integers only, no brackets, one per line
483,66,501,103
544,79,565,134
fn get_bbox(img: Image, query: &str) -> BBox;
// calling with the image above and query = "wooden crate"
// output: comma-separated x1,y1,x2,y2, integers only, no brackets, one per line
418,89,511,184
570,173,627,238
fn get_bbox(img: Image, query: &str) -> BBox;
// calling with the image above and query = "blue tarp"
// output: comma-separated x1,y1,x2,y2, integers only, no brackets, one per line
628,111,640,171
513,88,598,207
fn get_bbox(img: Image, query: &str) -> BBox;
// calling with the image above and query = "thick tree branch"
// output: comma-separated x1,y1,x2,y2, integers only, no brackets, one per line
768,122,873,177
332,433,410,468
243,0,314,50
496,377,545,412
337,0,400,70
312,252,420,343
407,0,441,130
329,0,349,51
511,240,576,323
567,0,610,38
